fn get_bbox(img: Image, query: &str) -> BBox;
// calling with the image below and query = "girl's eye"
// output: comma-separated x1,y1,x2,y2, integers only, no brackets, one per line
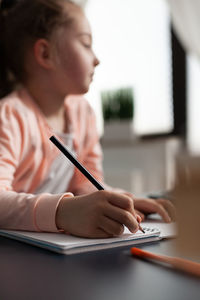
83,43,91,49
79,34,92,49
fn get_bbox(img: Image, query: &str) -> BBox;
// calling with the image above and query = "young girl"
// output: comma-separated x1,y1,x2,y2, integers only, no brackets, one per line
0,0,175,238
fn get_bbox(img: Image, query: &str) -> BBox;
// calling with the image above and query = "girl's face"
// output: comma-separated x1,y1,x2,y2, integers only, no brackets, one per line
52,7,99,96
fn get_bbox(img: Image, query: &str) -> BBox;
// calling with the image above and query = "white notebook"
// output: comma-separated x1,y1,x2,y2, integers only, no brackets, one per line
0,224,166,255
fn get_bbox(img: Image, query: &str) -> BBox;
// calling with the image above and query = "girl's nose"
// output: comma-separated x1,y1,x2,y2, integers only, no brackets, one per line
94,55,100,67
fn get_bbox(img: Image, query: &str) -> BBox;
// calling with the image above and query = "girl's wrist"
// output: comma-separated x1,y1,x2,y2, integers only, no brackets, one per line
56,196,74,231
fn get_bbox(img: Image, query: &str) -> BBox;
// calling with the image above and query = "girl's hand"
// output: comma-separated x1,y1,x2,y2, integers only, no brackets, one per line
56,191,140,238
123,192,176,223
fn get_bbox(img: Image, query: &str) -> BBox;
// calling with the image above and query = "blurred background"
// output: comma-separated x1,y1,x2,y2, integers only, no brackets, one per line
76,0,200,196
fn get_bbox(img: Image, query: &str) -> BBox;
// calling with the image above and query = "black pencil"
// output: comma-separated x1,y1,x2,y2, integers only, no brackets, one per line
49,135,145,234
50,135,104,190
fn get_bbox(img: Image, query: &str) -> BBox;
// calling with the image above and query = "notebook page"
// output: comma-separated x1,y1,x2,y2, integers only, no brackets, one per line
0,226,161,254
142,220,177,238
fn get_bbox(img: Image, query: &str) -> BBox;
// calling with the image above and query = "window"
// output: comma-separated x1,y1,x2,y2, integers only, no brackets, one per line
187,54,200,154
85,0,173,136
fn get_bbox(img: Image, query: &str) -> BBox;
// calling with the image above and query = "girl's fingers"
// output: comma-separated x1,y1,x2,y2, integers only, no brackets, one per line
103,203,139,233
136,214,142,223
156,199,176,221
105,191,134,211
94,228,112,238
134,198,172,223
152,203,171,223
146,201,171,223
99,215,124,236
135,210,145,221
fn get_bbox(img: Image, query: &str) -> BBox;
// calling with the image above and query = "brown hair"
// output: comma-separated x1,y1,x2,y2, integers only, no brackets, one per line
0,0,78,98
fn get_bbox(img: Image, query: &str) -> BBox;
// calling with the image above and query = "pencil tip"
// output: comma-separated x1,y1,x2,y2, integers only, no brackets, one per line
139,225,145,234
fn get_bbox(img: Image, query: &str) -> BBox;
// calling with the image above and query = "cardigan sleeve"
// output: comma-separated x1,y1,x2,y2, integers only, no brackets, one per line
0,98,73,232
0,190,73,232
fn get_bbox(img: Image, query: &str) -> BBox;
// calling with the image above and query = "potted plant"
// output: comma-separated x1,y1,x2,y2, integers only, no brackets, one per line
101,87,136,141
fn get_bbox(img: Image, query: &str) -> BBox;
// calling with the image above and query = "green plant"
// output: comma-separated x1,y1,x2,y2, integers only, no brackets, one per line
101,87,134,122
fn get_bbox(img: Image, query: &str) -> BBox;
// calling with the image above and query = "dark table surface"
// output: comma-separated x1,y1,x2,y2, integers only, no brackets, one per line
0,236,199,300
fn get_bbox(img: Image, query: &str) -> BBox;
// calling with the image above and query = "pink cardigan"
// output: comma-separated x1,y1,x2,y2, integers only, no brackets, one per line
0,87,103,232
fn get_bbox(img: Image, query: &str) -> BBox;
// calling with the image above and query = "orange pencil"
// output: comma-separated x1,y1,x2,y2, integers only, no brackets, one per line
131,247,200,277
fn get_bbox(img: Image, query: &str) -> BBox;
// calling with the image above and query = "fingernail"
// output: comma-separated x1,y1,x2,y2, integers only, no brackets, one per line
167,216,171,223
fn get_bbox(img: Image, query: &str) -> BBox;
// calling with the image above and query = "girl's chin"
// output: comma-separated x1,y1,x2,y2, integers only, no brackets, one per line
77,85,90,94
66,81,90,95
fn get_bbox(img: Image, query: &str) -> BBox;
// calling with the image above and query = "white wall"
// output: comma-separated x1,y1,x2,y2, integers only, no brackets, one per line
85,0,173,136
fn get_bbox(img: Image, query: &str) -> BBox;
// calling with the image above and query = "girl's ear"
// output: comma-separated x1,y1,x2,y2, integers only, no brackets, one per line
33,39,55,69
